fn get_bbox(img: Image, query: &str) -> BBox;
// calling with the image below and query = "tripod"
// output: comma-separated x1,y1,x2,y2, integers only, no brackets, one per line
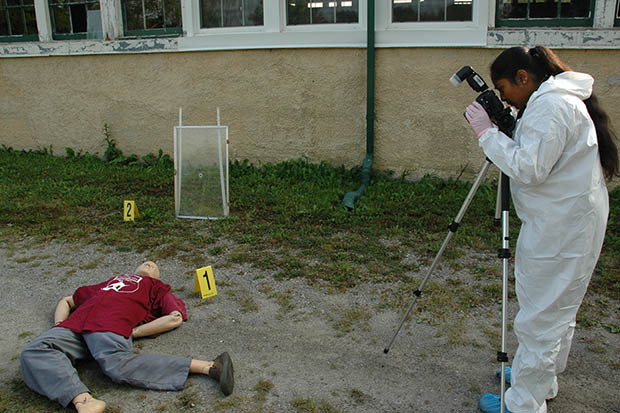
383,159,512,413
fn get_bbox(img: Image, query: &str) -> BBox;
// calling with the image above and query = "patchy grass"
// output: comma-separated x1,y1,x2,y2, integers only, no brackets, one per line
291,398,343,413
0,147,618,323
331,304,373,336
253,378,274,402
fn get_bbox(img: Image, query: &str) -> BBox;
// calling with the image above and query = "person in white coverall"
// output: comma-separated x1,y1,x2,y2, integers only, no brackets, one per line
465,46,619,413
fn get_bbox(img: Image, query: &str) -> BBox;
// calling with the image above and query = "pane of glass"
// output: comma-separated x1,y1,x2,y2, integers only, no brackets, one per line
144,0,163,28
201,0,221,28
0,8,9,36
287,0,310,25
498,0,526,18
222,0,242,27
288,0,358,25
245,0,263,25
53,6,71,33
25,5,37,34
336,0,358,23
446,0,472,20
393,0,419,22
70,4,88,32
560,0,590,17
420,0,446,21
314,2,335,24
8,7,23,35
530,0,557,18
124,0,144,31
164,0,182,28
175,126,229,219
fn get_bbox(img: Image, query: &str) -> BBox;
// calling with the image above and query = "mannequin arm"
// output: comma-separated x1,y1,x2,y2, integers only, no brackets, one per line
132,311,183,339
54,296,76,325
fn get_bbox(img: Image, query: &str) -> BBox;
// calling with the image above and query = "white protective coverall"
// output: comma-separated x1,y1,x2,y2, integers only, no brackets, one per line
478,72,609,413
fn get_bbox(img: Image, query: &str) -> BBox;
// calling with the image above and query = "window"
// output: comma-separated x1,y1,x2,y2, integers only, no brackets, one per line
616,0,619,26
287,0,359,25
496,0,594,27
392,0,473,22
0,0,38,41
49,0,101,39
122,0,182,36
200,0,263,28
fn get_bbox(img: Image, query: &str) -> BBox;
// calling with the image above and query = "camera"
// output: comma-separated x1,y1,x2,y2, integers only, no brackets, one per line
450,66,516,137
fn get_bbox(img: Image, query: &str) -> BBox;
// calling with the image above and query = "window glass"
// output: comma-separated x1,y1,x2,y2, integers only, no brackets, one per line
497,0,593,26
0,0,38,39
122,0,182,35
200,0,263,28
393,0,472,22
49,0,100,37
615,0,620,26
287,0,359,25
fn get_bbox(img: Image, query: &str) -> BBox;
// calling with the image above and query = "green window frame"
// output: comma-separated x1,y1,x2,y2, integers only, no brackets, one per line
122,0,182,37
49,0,101,39
496,0,595,27
1,0,38,42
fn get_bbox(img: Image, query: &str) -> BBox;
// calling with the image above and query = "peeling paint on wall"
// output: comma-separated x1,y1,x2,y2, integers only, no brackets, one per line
488,29,620,49
583,36,604,43
1,38,178,58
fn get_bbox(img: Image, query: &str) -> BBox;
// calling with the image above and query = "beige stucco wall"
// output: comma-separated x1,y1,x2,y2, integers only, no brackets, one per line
1,48,619,181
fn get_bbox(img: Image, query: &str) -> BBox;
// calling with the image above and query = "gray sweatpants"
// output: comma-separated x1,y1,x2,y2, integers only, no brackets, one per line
20,327,192,407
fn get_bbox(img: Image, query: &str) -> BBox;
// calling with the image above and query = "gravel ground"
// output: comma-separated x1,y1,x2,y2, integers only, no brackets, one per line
1,238,618,412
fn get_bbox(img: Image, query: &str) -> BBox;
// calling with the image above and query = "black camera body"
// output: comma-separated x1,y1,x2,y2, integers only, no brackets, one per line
450,66,516,137
475,90,516,137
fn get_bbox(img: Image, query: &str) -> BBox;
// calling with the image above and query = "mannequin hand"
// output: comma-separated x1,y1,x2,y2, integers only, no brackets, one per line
465,101,493,138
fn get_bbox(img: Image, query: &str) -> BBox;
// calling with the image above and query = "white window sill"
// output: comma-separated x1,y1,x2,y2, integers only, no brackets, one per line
2,27,618,57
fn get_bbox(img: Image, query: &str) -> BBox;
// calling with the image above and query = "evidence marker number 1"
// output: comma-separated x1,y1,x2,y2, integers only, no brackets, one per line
195,265,218,299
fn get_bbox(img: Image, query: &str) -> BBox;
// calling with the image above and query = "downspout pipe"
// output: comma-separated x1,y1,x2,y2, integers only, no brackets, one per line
343,0,375,210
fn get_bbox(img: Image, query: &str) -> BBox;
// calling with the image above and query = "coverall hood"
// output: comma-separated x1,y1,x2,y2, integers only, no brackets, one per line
530,71,593,104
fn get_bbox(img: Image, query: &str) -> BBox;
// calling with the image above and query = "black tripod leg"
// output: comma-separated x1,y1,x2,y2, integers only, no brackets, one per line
384,160,493,354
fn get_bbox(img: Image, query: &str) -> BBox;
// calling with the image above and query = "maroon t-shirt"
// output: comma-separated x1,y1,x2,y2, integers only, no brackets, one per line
58,274,186,338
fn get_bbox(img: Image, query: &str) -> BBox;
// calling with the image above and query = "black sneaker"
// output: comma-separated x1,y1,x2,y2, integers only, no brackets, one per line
209,352,234,396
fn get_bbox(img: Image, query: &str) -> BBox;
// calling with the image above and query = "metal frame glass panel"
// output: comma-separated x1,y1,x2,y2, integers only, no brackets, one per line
49,0,101,39
174,126,229,220
392,0,473,22
287,0,359,25
615,0,619,26
496,0,595,27
200,0,263,28
122,0,182,37
0,0,38,41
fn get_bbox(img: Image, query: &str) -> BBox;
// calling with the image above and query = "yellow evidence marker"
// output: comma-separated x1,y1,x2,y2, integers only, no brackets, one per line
123,200,139,222
195,266,218,299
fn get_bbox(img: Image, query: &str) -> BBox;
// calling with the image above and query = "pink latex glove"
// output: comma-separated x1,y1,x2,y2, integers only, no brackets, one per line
465,101,493,138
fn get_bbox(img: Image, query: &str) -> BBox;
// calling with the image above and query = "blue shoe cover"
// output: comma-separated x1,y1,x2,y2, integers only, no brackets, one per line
496,366,511,384
479,393,511,413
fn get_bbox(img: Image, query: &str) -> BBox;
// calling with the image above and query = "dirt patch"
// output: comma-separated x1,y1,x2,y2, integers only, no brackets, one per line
1,239,618,412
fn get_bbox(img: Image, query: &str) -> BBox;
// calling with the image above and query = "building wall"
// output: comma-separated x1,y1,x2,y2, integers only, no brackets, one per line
1,48,619,180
